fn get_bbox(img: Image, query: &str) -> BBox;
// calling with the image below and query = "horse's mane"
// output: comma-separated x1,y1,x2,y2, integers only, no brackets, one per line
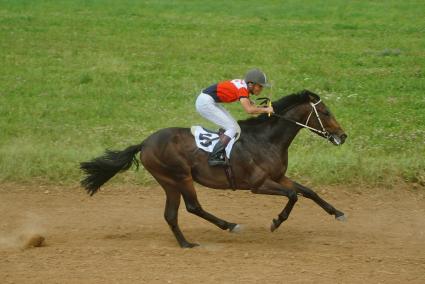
239,89,320,129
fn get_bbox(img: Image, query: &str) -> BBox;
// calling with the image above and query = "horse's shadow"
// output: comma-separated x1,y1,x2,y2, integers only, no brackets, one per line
100,223,358,250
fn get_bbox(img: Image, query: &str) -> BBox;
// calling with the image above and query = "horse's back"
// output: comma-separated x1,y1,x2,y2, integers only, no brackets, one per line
143,127,193,149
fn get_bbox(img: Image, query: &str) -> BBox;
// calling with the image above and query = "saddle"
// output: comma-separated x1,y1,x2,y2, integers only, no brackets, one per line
190,126,237,159
190,126,237,190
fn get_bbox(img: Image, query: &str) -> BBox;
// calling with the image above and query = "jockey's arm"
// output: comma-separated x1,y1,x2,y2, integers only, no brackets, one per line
240,98,273,115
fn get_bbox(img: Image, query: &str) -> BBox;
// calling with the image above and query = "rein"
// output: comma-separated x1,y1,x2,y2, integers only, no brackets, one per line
272,100,330,138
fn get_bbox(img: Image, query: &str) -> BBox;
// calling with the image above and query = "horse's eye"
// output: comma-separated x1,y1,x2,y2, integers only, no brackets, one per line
322,110,330,116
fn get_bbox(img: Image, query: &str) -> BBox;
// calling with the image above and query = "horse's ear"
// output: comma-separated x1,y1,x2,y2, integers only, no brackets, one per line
302,89,320,103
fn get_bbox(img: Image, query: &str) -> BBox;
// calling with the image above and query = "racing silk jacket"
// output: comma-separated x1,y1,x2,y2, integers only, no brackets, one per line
202,79,250,103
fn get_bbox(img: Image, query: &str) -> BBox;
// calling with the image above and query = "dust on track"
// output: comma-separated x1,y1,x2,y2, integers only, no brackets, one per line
1,183,424,283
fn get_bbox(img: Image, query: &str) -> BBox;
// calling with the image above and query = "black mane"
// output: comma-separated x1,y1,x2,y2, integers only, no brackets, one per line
239,89,320,129
272,89,320,114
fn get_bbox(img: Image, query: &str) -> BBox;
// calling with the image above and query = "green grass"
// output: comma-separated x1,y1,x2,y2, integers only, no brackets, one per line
0,0,424,187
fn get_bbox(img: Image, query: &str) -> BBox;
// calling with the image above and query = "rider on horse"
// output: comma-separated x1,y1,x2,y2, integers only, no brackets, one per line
195,69,274,166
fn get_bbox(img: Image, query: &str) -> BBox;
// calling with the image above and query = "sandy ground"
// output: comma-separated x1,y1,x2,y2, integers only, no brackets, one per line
1,183,424,283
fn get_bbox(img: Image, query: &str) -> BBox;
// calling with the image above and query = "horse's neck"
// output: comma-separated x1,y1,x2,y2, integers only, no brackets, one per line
239,119,301,158
259,103,312,159
269,119,302,152
239,106,307,155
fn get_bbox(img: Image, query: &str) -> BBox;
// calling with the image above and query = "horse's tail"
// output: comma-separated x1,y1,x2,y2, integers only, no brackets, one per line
80,143,144,196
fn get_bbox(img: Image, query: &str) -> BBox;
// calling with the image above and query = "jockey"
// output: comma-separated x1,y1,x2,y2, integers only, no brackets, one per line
195,68,274,166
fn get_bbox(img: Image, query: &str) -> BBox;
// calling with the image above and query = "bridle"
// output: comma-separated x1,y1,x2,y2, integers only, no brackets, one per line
272,99,330,139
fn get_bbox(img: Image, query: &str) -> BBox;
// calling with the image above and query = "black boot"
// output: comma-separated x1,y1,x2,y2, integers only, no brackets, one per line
208,135,231,166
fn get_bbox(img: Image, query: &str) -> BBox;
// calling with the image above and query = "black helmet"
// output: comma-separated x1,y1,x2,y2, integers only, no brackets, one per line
244,68,270,87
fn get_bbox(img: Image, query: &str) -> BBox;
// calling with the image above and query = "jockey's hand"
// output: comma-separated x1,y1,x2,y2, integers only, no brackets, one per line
266,106,274,114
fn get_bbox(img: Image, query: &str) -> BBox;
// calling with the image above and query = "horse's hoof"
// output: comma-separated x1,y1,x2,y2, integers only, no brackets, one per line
229,224,242,233
270,219,279,232
335,214,347,222
181,242,199,248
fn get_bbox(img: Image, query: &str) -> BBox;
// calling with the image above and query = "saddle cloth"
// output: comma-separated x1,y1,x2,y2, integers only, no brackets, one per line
191,126,237,159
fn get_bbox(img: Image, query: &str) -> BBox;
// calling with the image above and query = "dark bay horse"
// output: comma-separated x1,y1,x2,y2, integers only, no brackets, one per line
80,90,347,248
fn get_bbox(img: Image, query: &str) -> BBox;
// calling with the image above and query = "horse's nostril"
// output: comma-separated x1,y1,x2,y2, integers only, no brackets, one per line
341,134,348,141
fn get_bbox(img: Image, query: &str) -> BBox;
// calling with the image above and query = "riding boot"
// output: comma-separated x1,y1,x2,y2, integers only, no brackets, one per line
208,135,231,166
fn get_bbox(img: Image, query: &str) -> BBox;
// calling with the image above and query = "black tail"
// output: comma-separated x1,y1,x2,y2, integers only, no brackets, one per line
80,143,143,196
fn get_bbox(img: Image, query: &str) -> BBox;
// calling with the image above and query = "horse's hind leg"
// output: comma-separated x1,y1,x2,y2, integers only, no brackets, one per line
180,179,239,232
163,188,198,248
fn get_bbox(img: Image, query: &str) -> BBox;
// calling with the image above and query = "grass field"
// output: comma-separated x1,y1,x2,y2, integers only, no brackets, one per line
0,0,424,187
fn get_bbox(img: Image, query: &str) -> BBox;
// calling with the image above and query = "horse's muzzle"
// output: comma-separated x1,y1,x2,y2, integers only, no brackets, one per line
329,133,347,146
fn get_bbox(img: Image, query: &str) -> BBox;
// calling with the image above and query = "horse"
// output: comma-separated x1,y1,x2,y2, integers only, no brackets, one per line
80,90,347,248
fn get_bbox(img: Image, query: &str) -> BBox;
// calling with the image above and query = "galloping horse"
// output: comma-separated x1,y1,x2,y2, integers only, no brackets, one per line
80,90,347,248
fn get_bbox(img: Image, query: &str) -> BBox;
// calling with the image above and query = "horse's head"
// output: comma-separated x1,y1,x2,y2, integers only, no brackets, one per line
273,90,347,145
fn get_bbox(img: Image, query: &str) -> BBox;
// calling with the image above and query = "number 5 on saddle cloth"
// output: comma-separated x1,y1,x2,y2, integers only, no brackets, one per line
190,126,238,161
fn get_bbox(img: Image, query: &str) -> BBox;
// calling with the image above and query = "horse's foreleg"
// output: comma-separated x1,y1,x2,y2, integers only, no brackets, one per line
180,180,239,232
251,179,298,232
280,177,346,221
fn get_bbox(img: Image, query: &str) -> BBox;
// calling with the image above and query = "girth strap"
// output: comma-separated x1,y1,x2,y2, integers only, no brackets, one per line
224,157,236,191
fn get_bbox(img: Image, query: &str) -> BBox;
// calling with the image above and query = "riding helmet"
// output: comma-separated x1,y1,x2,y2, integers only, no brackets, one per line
244,68,270,87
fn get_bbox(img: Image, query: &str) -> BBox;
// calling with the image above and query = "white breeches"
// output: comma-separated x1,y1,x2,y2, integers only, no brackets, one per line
195,93,241,140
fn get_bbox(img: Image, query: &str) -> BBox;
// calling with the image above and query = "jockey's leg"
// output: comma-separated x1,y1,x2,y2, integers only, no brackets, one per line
208,134,231,166
195,93,241,166
218,104,241,140
196,93,241,137
207,104,240,166
207,110,240,165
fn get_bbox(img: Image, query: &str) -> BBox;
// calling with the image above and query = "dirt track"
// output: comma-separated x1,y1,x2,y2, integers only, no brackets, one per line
1,183,424,283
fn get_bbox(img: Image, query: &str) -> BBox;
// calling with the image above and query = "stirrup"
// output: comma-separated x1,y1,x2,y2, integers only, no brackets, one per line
208,151,228,166
207,133,231,167
208,157,228,166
